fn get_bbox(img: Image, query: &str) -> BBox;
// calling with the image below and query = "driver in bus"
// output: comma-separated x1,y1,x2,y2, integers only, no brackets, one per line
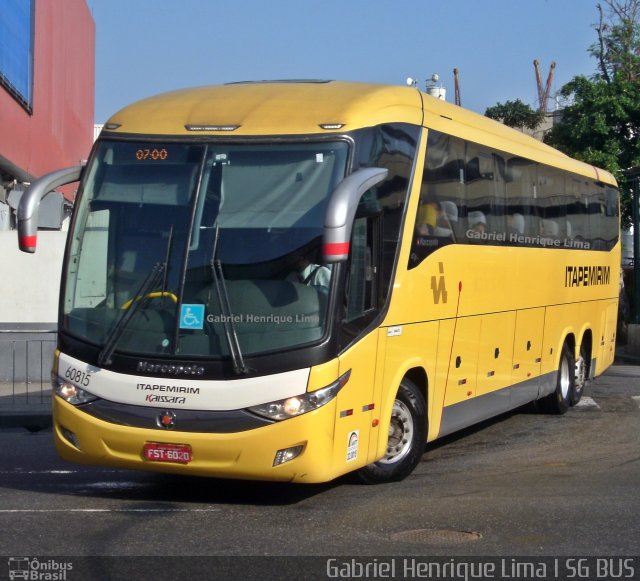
286,252,332,287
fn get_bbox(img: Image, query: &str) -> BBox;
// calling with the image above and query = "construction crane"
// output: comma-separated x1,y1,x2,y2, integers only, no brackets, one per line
453,68,461,106
533,59,556,114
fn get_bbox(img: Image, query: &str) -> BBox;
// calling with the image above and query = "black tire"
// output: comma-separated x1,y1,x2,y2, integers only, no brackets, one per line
571,341,589,406
539,342,574,415
357,378,426,484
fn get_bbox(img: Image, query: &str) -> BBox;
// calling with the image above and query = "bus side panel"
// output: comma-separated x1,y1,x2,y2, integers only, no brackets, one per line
511,308,545,406
598,300,618,374
366,329,388,464
333,330,378,471
437,316,482,437
373,321,439,460
475,311,516,407
442,316,481,407
429,319,454,441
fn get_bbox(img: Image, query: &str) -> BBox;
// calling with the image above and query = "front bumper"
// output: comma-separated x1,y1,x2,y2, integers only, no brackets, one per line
52,395,341,483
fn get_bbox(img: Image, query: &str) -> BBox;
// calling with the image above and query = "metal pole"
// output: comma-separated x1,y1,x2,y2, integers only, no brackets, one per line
634,178,640,324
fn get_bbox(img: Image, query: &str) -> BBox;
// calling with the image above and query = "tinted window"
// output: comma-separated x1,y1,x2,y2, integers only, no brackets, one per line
409,129,619,268
353,123,420,303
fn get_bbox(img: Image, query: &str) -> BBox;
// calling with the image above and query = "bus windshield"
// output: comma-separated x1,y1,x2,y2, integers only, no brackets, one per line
63,139,349,361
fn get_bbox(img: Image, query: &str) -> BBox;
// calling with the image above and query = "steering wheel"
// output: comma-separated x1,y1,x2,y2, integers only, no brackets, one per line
120,291,178,310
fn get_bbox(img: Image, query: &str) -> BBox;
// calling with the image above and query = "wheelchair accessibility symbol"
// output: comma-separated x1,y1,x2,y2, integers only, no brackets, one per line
180,304,205,330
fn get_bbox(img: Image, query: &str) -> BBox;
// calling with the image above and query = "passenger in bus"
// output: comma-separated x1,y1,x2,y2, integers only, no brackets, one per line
439,201,458,239
540,218,559,238
507,213,525,235
566,220,573,239
416,201,453,237
468,210,487,234
415,201,437,236
410,201,455,263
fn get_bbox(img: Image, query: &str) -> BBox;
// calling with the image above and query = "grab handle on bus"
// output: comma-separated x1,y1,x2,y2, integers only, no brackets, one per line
323,167,388,263
17,166,83,253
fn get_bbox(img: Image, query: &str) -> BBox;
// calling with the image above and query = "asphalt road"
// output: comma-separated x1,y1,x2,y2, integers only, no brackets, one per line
1,364,639,578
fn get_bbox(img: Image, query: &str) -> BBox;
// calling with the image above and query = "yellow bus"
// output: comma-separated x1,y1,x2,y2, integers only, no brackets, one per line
18,81,620,483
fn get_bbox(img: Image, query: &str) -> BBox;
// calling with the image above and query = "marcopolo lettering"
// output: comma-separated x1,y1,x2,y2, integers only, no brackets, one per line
565,265,610,287
137,361,205,376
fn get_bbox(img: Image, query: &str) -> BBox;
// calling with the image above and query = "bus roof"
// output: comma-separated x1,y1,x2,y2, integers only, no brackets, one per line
104,80,616,186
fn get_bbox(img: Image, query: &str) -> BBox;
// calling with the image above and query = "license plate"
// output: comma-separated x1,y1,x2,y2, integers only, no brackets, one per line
143,442,192,464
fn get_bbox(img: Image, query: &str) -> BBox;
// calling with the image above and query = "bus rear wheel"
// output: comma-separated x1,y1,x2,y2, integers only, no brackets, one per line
572,342,589,406
357,378,426,484
539,342,574,415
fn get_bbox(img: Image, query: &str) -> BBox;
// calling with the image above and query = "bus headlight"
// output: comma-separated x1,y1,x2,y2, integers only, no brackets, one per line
248,369,351,421
53,375,99,405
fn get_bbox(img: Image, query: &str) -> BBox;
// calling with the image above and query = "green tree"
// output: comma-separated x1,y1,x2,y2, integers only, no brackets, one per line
545,75,640,174
544,0,640,225
485,99,545,130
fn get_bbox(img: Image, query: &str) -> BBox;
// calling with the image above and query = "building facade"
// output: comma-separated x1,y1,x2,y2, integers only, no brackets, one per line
0,0,94,334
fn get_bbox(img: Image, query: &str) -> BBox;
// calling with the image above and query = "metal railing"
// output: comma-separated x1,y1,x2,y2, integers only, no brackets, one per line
0,334,56,406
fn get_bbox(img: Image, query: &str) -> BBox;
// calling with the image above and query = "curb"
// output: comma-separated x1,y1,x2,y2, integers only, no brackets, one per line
0,403,52,431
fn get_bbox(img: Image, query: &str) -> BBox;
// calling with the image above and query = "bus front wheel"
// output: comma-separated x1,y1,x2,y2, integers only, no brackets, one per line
539,342,574,415
357,378,426,484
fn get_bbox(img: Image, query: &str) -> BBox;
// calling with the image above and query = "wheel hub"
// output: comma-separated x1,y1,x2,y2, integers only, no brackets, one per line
380,399,414,465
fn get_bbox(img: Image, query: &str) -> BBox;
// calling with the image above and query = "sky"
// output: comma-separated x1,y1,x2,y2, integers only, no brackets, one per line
88,0,603,123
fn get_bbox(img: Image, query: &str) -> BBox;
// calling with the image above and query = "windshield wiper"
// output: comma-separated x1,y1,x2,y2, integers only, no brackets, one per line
210,225,250,375
98,262,166,367
98,227,175,367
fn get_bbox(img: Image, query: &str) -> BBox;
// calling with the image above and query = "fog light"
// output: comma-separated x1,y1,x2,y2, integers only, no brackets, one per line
61,427,81,450
273,445,304,466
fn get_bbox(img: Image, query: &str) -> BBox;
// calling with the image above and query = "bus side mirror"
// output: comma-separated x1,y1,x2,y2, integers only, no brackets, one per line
323,167,388,263
17,166,83,253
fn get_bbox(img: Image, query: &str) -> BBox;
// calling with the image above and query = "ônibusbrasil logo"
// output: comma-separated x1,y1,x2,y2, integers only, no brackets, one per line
7,557,73,580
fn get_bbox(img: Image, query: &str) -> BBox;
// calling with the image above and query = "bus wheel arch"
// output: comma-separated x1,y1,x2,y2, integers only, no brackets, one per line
357,367,427,484
404,367,428,416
